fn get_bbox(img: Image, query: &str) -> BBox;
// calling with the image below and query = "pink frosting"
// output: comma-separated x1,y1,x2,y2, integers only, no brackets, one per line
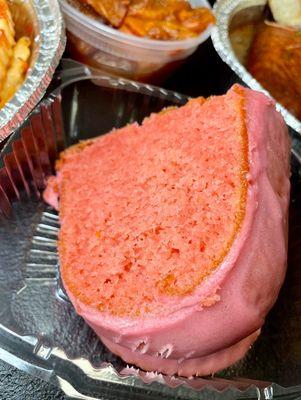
44,175,60,210
44,85,290,376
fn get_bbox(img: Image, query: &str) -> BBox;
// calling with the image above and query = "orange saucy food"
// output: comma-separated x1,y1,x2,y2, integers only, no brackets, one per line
80,0,215,40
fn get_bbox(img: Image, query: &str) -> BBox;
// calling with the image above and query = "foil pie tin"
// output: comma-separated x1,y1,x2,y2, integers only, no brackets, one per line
1,65,301,399
211,0,301,136
0,0,66,142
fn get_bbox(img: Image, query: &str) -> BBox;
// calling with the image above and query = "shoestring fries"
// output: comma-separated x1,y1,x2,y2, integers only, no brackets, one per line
0,0,31,109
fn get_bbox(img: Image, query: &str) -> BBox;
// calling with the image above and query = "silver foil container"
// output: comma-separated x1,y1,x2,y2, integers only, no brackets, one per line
1,64,301,399
0,0,66,142
211,0,301,136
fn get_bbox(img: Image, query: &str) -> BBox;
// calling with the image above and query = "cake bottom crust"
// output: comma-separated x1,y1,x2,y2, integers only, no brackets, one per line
100,329,260,377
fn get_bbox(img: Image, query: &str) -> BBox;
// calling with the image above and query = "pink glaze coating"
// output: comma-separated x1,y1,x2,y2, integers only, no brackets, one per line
44,85,290,376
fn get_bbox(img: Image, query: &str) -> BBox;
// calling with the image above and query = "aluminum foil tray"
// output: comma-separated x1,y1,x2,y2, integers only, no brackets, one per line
0,0,66,142
1,67,301,399
211,0,301,136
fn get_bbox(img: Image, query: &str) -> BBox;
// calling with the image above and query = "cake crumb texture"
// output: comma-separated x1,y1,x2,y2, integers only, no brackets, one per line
55,86,248,317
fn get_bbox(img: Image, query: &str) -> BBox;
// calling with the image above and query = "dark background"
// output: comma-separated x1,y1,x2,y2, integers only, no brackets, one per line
0,0,238,397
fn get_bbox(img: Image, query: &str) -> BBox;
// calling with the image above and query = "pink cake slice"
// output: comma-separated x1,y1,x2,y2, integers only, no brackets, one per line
44,84,290,376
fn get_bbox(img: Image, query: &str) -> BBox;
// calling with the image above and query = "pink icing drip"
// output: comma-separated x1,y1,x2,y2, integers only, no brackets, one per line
43,175,61,211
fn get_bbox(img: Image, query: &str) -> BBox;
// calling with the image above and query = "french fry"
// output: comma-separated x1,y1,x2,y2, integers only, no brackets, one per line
0,0,15,91
0,0,31,109
0,36,31,108
0,0,15,45
0,31,11,87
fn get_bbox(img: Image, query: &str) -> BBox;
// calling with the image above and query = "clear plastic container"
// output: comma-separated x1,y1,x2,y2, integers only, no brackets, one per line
59,0,213,82
1,62,301,399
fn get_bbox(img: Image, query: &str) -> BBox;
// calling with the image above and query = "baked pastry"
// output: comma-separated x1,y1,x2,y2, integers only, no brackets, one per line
44,85,290,376
247,22,301,121
269,0,301,28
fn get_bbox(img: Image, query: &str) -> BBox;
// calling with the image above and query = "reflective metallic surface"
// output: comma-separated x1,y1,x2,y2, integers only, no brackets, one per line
211,0,301,135
0,0,66,142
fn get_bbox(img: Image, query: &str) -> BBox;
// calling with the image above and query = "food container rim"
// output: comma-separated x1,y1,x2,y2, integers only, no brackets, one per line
59,0,213,50
0,0,66,143
211,0,301,135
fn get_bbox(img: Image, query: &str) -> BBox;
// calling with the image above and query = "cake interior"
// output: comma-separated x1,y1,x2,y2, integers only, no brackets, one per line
58,87,248,317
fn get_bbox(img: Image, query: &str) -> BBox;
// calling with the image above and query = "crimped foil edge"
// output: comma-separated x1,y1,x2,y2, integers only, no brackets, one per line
0,0,66,142
211,0,301,135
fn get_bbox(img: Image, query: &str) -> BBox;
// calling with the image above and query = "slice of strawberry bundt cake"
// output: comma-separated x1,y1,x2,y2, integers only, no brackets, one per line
44,84,290,376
